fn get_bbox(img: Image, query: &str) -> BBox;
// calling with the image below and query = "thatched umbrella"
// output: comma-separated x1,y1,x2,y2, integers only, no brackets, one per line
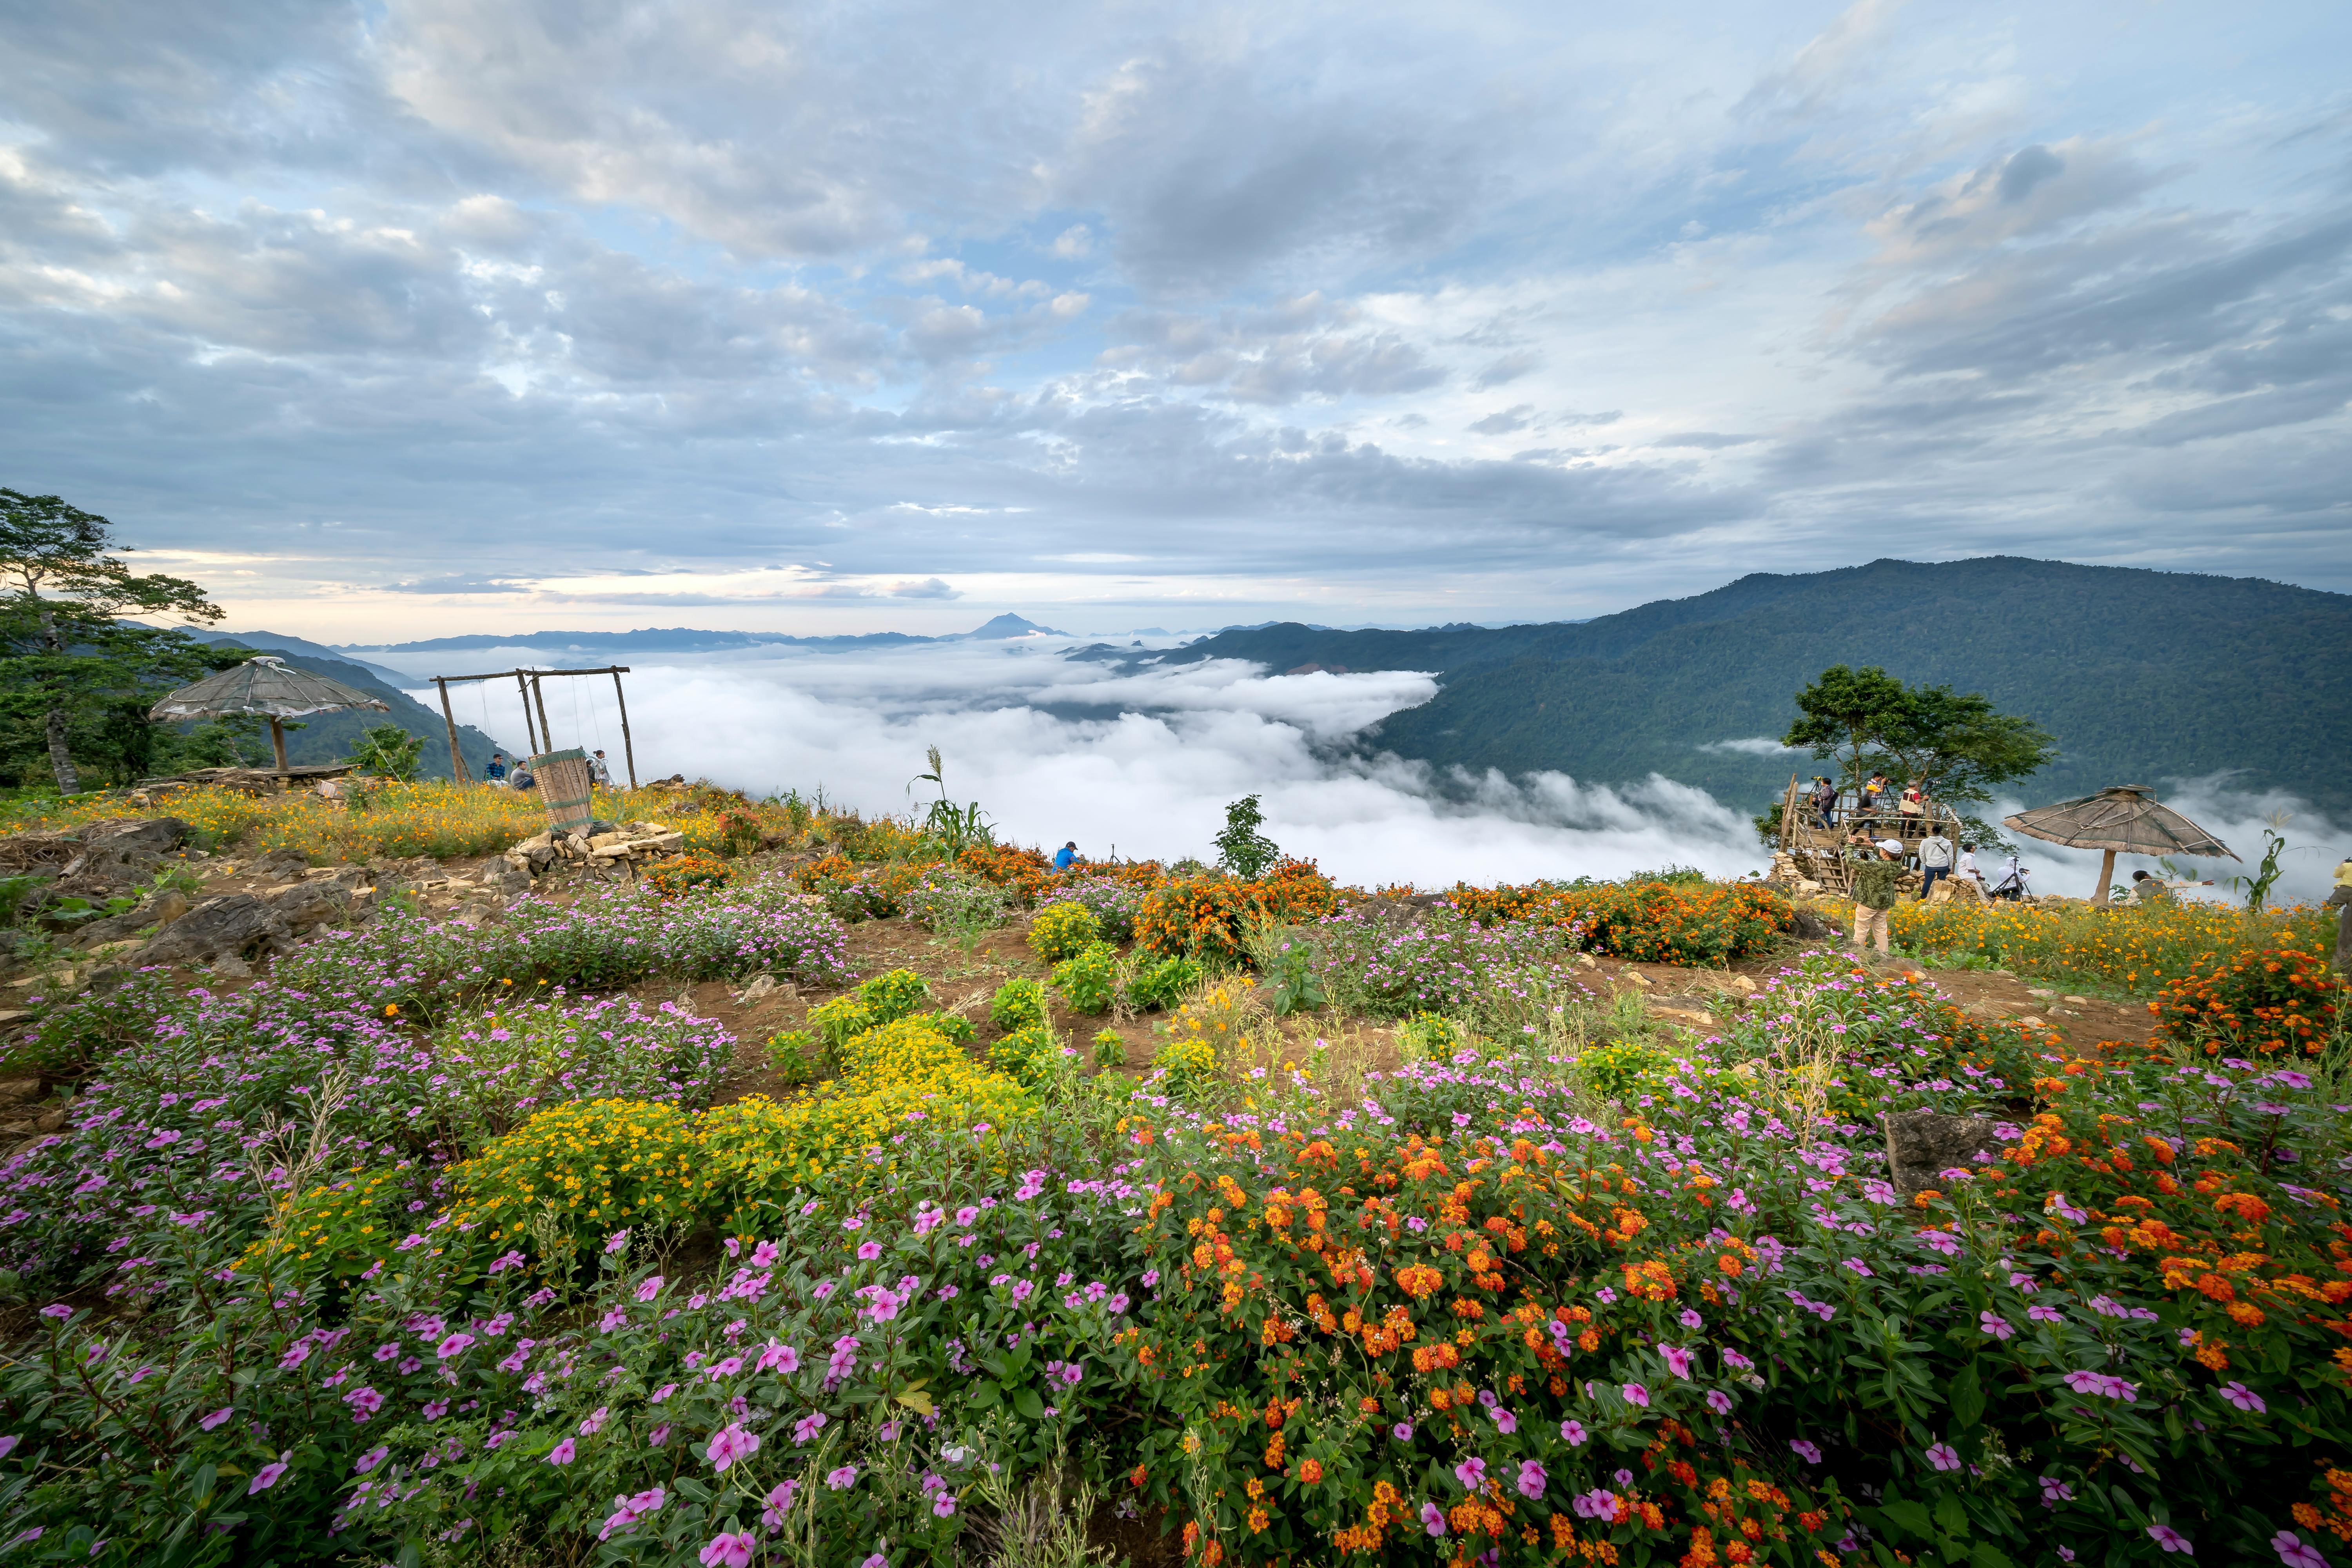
2003,785,2236,906
149,655,390,775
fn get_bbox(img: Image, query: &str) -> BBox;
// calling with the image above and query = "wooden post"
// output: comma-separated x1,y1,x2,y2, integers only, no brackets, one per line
530,673,554,758
269,717,289,776
610,667,638,789
433,678,471,783
515,673,539,754
2093,848,2117,906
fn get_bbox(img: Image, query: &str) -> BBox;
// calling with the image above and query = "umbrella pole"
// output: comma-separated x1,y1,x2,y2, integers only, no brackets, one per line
269,717,289,777
2093,848,2116,906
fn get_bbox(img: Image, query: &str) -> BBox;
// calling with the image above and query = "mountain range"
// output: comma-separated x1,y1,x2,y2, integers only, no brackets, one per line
1151,557,2352,820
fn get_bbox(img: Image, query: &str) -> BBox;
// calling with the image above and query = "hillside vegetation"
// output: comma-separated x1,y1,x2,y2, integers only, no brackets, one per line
1161,557,2352,817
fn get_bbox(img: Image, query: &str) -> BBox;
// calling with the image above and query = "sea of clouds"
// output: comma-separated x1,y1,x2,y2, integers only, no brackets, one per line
383,639,2347,902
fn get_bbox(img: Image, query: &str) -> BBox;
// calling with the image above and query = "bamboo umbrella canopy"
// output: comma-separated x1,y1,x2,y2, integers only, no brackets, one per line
2003,785,2236,906
149,655,389,775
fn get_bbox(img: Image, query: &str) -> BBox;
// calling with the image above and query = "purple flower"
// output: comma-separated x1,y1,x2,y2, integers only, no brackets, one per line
700,1531,756,1568
1789,1439,1822,1464
762,1480,800,1529
605,1229,632,1254
1660,1345,1693,1379
933,1494,957,1518
793,1411,828,1445
2028,1303,2065,1324
1926,1442,1960,1472
1421,1502,1447,1538
826,1464,858,1490
1392,1422,1414,1441
858,1241,883,1261
199,1407,233,1432
757,1341,800,1374
2038,1475,2074,1506
1620,1382,1650,1408
1454,1457,1486,1490
435,1332,475,1360
1705,1390,1733,1415
706,1423,760,1472
635,1276,665,1302
1515,1459,1547,1499
2147,1524,2193,1554
579,1406,610,1436
2273,1532,2328,1568
343,1386,384,1422
1491,1406,1517,1434
1560,1419,1588,1446
548,1437,577,1465
354,1445,389,1474
2219,1381,2267,1414
1573,1489,1619,1520
248,1452,290,1494
1979,1312,2014,1341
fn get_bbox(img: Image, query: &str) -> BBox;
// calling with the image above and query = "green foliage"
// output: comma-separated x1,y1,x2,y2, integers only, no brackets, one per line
1026,900,1101,964
2228,825,2291,913
1125,953,1201,1012
916,1009,976,1045
1263,934,1326,1015
984,1022,1066,1088
989,977,1047,1034
0,486,230,795
807,995,877,1051
1576,1038,1672,1098
1149,1031,1216,1094
908,744,995,855
1624,863,1710,886
856,966,933,1025
1090,1027,1126,1070
350,722,425,782
1211,792,1278,879
768,1027,829,1087
1049,940,1118,1014
1396,1011,1467,1062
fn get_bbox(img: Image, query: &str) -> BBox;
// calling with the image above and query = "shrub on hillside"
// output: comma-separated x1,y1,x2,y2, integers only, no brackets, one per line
1126,953,1203,1012
1039,875,1149,942
644,850,732,898
1027,900,1102,963
1051,940,1119,1014
1136,860,1338,965
985,1023,1069,1088
1451,877,1791,965
989,978,1048,1034
1890,897,2335,992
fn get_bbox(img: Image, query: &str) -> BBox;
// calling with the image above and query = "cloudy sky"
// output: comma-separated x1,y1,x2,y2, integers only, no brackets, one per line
7,0,2350,641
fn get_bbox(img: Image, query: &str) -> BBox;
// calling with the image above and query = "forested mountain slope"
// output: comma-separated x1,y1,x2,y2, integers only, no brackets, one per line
1161,558,2352,816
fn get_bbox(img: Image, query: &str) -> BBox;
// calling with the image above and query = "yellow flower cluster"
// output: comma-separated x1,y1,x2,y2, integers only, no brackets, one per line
9,781,803,863
704,1016,1033,1220
1027,900,1102,963
235,1166,406,1284
437,1098,710,1252
1890,897,2334,992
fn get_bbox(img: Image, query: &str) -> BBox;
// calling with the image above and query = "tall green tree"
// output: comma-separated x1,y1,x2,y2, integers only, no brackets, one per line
1781,665,1915,795
1781,664,2056,847
0,488,229,793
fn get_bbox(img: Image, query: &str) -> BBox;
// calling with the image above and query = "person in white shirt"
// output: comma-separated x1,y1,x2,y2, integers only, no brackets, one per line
1918,830,1954,898
1955,842,1981,892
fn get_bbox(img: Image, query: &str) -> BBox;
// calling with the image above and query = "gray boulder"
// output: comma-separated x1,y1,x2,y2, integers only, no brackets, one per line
132,893,294,969
1880,1109,2004,1195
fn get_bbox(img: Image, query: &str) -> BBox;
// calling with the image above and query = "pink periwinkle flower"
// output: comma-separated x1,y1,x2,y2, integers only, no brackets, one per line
706,1423,760,1472
700,1530,756,1568
547,1437,576,1466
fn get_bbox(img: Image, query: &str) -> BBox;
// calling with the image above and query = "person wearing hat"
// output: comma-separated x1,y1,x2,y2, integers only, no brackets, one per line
1052,840,1079,870
1850,843,1904,956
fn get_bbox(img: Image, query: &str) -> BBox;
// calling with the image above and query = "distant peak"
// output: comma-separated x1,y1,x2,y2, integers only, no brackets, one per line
959,613,1068,639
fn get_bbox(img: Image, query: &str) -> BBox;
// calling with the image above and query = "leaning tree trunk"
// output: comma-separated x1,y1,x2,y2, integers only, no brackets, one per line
44,705,80,796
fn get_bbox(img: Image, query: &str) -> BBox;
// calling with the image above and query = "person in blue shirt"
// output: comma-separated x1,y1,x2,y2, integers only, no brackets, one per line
1052,841,1078,870
484,753,508,784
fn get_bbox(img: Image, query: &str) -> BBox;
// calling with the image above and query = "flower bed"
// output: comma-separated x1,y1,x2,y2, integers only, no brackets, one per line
1889,897,2335,994
1449,879,1793,965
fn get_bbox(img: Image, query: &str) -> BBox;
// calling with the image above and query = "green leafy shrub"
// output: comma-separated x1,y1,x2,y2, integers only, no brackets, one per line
857,966,933,1024
1125,953,1202,1012
985,1022,1067,1087
1027,900,1101,963
989,977,1047,1034
1396,1010,1467,1061
1575,1038,1672,1098
902,865,1012,934
768,1027,829,1086
1149,1031,1216,1094
1051,940,1119,1014
237,1164,422,1291
807,994,876,1051
1091,1027,1126,1069
914,1009,976,1045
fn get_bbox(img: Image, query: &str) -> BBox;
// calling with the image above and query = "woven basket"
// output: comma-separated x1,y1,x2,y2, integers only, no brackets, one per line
531,748,595,835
